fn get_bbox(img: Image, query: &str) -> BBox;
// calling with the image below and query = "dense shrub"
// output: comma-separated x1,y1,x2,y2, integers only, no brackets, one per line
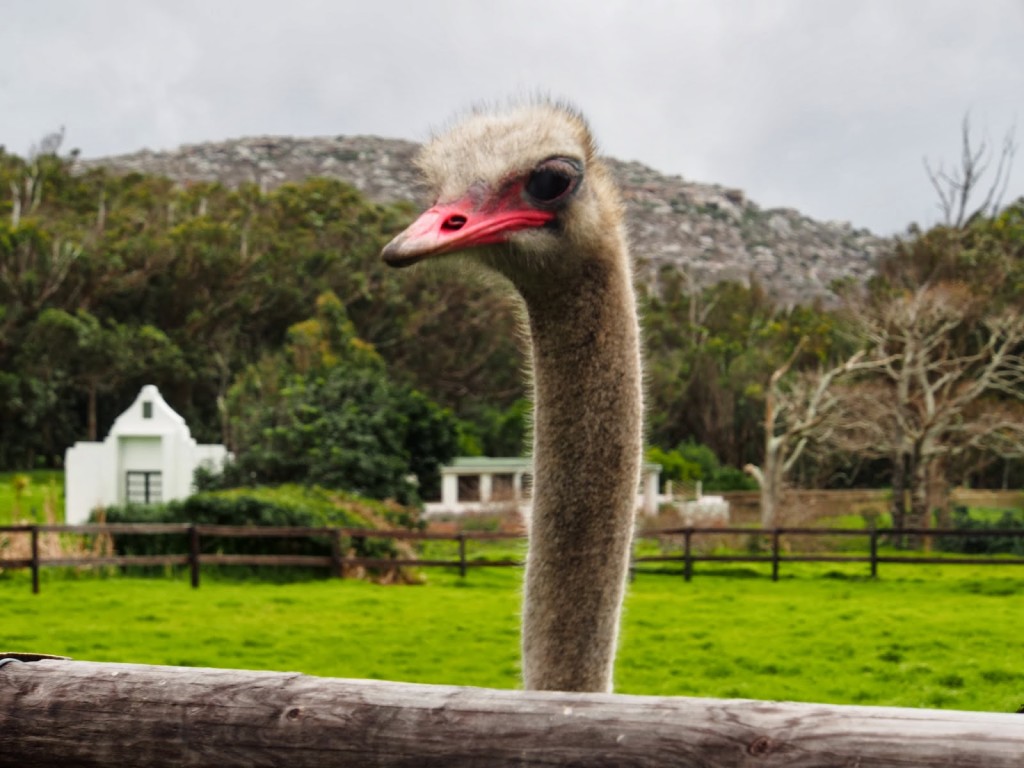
96,485,421,575
936,507,1024,555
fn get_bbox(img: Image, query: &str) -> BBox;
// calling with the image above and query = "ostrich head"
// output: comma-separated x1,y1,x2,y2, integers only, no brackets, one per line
382,102,624,290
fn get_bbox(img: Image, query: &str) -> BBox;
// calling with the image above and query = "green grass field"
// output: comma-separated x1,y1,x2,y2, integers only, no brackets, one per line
2,562,1022,713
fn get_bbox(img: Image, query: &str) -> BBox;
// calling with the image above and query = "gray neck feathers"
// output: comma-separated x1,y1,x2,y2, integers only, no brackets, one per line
518,241,643,693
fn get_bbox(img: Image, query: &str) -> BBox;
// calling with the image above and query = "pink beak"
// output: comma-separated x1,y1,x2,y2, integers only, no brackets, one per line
382,197,555,267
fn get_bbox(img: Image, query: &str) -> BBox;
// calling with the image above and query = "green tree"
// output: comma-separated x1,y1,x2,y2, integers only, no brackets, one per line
222,293,458,502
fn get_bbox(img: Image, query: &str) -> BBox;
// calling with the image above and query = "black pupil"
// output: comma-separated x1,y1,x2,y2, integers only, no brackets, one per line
526,168,571,202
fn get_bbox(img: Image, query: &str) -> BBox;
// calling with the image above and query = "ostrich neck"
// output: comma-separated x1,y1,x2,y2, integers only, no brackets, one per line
518,252,643,693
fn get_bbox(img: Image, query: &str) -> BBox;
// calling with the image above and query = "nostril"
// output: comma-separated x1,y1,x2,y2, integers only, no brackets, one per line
441,214,467,231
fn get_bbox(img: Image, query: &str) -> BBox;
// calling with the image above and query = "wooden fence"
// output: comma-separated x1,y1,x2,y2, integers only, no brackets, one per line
1,656,1021,767
0,523,521,593
3,523,1024,593
635,525,1024,582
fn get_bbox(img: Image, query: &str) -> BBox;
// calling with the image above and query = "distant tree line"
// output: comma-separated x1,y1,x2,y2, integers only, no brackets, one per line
1,132,1022,519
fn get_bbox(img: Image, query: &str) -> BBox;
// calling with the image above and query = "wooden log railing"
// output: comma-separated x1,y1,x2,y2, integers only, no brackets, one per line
0,657,1021,767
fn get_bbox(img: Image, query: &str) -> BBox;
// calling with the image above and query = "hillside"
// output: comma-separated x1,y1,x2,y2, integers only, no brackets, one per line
78,135,889,303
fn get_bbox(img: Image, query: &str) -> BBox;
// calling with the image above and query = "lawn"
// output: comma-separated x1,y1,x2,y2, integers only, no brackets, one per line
2,562,1022,714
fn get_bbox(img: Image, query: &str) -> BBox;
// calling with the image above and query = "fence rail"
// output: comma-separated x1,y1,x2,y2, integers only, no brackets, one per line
3,523,1024,593
1,657,1022,767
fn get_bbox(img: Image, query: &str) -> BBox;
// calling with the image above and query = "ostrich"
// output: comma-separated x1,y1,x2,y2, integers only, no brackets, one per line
382,101,643,693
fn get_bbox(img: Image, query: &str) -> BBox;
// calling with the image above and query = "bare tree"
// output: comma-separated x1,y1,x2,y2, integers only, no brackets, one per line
832,116,1024,536
754,339,883,527
832,285,1024,533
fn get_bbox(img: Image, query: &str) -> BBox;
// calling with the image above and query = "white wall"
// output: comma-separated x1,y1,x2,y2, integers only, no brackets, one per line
64,442,107,524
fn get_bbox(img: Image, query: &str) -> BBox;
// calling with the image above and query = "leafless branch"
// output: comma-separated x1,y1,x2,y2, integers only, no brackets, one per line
924,115,1017,228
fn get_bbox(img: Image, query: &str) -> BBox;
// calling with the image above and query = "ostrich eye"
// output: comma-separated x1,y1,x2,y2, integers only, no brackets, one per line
524,159,581,206
525,168,572,202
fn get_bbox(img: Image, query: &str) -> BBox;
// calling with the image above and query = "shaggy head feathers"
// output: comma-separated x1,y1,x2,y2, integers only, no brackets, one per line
417,101,598,204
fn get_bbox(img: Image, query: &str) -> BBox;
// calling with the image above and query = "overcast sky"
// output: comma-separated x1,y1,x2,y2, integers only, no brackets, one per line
2,0,1021,234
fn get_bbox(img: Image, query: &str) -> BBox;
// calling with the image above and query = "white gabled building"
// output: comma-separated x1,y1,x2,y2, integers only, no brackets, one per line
425,456,663,518
64,385,228,524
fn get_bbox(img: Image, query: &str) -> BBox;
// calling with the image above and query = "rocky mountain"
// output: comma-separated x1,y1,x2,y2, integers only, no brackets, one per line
78,135,891,303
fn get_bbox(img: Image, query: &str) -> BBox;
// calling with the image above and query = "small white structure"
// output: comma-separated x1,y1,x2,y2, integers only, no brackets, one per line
64,385,228,524
679,495,730,525
425,457,662,517
662,481,731,524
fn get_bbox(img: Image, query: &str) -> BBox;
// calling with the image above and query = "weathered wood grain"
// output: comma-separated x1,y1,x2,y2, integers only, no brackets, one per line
1,659,1021,767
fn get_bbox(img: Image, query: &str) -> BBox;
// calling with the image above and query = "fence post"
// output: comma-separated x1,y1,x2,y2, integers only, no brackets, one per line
683,528,693,582
457,533,467,578
869,525,879,579
771,528,781,582
188,525,200,589
331,529,344,579
30,525,40,595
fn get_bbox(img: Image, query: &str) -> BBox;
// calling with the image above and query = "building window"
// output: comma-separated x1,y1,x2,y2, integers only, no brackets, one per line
142,401,153,419
458,475,480,502
126,471,162,504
